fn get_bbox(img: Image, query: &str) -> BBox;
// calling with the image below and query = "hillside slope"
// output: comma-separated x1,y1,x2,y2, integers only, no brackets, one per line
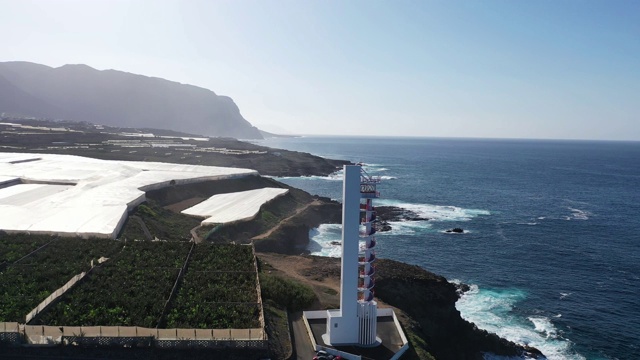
0,61,262,139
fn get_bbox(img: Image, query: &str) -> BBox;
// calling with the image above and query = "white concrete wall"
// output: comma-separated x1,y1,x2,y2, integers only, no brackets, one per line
340,165,361,319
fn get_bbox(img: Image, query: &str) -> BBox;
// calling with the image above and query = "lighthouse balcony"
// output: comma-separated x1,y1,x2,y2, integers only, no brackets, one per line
358,253,376,264
360,239,376,251
360,204,375,211
360,213,377,224
359,267,376,278
357,291,375,302
358,248,374,256
358,278,375,290
359,227,377,236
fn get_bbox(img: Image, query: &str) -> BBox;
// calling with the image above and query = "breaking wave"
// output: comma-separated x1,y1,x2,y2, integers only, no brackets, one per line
308,224,343,257
381,220,433,235
566,207,590,221
377,199,490,222
455,283,586,360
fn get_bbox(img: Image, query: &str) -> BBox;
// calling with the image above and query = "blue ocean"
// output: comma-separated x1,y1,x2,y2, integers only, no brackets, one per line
254,136,640,360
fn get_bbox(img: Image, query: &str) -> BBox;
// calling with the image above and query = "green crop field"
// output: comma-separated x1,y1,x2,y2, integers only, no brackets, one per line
2,239,263,329
0,237,123,322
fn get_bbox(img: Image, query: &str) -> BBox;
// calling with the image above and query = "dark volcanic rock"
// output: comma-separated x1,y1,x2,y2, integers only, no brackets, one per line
378,222,392,232
374,206,429,232
446,227,464,233
376,206,429,222
375,259,544,360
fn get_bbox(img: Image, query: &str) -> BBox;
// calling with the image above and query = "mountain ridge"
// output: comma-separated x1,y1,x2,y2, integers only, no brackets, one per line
0,61,263,139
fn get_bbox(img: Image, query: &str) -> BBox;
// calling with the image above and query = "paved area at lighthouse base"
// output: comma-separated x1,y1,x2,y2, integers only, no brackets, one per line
303,309,408,360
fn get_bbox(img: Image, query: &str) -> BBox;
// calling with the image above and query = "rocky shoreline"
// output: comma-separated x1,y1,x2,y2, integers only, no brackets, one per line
254,194,543,360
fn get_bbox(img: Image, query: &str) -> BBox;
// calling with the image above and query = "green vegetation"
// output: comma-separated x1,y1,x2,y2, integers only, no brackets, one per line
405,329,437,360
168,302,260,329
30,242,262,330
37,266,180,327
263,301,291,360
137,204,157,218
34,241,190,327
166,244,260,328
188,243,255,272
196,224,221,240
259,273,316,312
119,200,200,241
0,237,123,322
260,210,277,225
0,234,52,264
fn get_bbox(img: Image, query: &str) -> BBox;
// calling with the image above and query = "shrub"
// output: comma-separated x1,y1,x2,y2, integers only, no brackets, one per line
259,274,316,312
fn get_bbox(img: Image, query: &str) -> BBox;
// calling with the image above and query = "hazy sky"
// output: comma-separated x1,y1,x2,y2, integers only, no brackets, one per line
1,0,639,140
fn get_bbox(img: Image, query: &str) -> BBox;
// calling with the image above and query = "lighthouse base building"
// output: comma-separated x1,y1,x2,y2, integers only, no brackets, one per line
303,165,409,359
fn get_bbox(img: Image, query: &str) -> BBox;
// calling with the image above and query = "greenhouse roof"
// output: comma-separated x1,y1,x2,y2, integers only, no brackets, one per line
182,187,289,225
0,153,257,238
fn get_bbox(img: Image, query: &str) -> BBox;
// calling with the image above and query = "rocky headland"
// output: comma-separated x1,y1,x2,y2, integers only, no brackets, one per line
250,192,543,360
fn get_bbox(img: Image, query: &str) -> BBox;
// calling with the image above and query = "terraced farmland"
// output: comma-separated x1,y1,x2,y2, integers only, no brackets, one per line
35,241,191,327
3,239,262,330
166,244,260,328
0,237,123,322
0,234,52,264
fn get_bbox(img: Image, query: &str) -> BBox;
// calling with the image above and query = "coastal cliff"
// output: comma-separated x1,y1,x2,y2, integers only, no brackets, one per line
253,198,543,360
0,62,263,139
375,259,543,359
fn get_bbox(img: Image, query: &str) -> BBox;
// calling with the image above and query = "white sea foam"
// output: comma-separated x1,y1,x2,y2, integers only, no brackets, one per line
559,292,572,300
381,220,432,235
567,207,590,220
457,285,586,360
377,199,490,222
483,354,539,360
528,316,558,339
308,223,343,257
364,166,389,173
273,168,345,182
276,163,397,182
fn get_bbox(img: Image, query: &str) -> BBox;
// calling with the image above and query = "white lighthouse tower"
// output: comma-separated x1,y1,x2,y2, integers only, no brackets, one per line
323,164,381,346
